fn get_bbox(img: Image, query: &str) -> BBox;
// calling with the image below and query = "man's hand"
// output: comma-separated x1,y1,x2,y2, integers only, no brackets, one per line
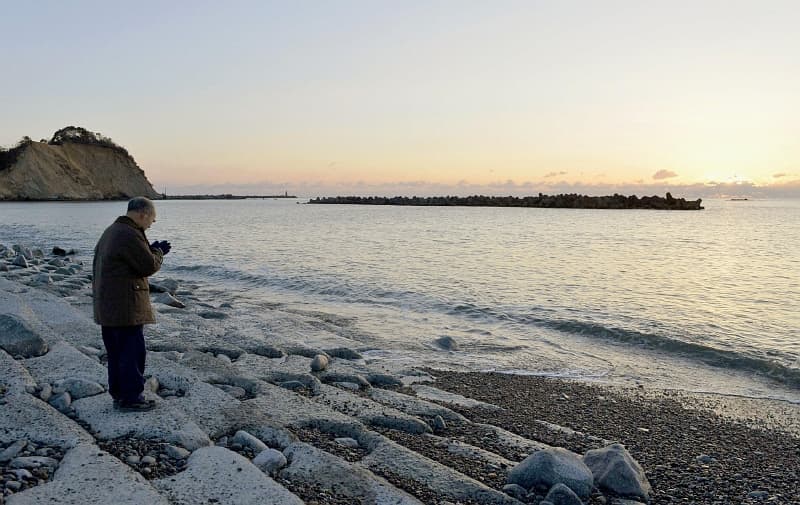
150,240,172,255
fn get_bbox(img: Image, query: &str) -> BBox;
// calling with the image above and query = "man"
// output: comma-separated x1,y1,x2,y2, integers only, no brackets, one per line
93,197,171,412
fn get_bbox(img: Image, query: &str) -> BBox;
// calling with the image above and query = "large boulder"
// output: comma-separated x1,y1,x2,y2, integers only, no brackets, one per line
0,314,48,358
507,448,593,498
583,443,651,501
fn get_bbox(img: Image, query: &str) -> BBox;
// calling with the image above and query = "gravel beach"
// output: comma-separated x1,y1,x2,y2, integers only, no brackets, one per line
428,371,800,504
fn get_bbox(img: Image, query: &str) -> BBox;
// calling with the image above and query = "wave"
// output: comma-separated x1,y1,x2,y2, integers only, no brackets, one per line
167,262,800,388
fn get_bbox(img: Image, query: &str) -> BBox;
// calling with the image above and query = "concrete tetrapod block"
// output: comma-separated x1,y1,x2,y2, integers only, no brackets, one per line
360,433,524,505
71,393,211,450
314,384,432,434
281,442,424,505
6,443,169,505
24,341,107,387
0,348,37,394
0,392,93,448
153,446,303,505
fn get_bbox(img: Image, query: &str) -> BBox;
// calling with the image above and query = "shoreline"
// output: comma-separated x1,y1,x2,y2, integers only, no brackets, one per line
1,243,798,504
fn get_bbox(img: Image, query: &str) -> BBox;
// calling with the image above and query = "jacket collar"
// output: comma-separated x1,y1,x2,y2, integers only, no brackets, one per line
115,215,144,232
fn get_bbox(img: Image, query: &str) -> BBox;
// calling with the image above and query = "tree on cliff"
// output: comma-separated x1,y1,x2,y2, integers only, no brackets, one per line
48,126,134,160
0,137,33,171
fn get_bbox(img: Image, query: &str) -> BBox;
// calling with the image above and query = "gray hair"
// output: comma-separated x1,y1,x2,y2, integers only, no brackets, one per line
127,197,155,214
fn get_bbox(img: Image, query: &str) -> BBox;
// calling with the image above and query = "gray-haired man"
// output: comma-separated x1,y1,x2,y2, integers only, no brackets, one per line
93,197,171,411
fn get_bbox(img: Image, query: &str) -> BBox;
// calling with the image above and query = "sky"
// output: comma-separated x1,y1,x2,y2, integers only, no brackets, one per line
1,0,799,197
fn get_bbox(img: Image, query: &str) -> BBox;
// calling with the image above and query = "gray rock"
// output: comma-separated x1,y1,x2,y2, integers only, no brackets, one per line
159,278,179,294
252,448,287,474
0,440,28,463
249,345,285,358
310,354,329,372
31,272,53,284
165,445,191,459
432,415,447,433
334,437,360,448
434,335,458,350
232,430,268,453
0,314,48,358
583,443,651,501
748,490,769,499
6,480,23,491
10,468,33,480
366,373,404,387
12,254,29,268
55,267,72,275
32,248,44,258
502,483,528,501
545,482,583,505
13,245,33,260
53,378,105,399
39,383,53,402
508,448,593,498
126,454,141,465
153,292,186,308
49,391,72,411
10,456,59,469
141,455,157,465
0,264,9,272
145,375,160,393
48,258,66,266
198,310,227,320
217,384,247,399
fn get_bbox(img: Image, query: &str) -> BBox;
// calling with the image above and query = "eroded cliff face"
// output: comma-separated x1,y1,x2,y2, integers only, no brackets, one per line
0,142,160,200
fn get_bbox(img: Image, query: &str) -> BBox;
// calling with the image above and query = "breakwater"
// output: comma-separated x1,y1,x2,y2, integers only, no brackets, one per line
309,193,703,210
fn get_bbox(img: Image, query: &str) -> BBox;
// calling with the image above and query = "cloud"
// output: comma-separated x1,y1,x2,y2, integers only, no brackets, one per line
773,172,788,178
652,169,678,180
544,171,568,178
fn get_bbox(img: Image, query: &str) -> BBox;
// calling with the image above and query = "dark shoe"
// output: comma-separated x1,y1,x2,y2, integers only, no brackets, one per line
117,399,156,412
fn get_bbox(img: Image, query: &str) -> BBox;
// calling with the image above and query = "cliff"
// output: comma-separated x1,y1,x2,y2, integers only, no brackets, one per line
0,128,159,201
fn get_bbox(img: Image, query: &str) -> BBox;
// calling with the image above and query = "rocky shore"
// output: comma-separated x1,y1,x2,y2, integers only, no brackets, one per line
1,242,797,504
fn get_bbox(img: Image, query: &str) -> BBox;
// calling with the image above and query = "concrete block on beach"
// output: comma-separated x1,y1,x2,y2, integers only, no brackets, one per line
360,434,524,505
411,384,504,411
71,393,211,450
6,443,169,505
0,392,93,449
152,446,303,505
280,442,424,504
24,341,106,387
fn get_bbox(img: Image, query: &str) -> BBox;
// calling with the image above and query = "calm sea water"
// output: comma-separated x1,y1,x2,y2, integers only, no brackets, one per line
1,198,798,401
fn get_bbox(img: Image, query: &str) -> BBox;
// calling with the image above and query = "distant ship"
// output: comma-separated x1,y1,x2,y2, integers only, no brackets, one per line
730,198,749,201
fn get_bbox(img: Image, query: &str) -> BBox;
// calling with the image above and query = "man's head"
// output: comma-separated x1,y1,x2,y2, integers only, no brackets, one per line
126,197,157,230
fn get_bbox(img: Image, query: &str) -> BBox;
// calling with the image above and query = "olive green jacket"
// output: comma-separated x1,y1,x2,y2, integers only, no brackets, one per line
93,216,163,326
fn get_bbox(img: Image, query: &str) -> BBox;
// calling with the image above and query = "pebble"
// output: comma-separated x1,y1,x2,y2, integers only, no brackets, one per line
334,438,359,448
141,455,157,465
310,354,329,372
126,455,141,465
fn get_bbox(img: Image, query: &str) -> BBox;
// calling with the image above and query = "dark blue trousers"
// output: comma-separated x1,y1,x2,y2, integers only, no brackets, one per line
101,325,146,403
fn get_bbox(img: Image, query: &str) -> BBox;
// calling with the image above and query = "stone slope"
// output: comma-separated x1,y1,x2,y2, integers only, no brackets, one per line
0,141,159,200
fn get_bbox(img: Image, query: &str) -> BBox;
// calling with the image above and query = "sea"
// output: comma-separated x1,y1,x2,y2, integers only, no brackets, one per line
1,198,798,403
